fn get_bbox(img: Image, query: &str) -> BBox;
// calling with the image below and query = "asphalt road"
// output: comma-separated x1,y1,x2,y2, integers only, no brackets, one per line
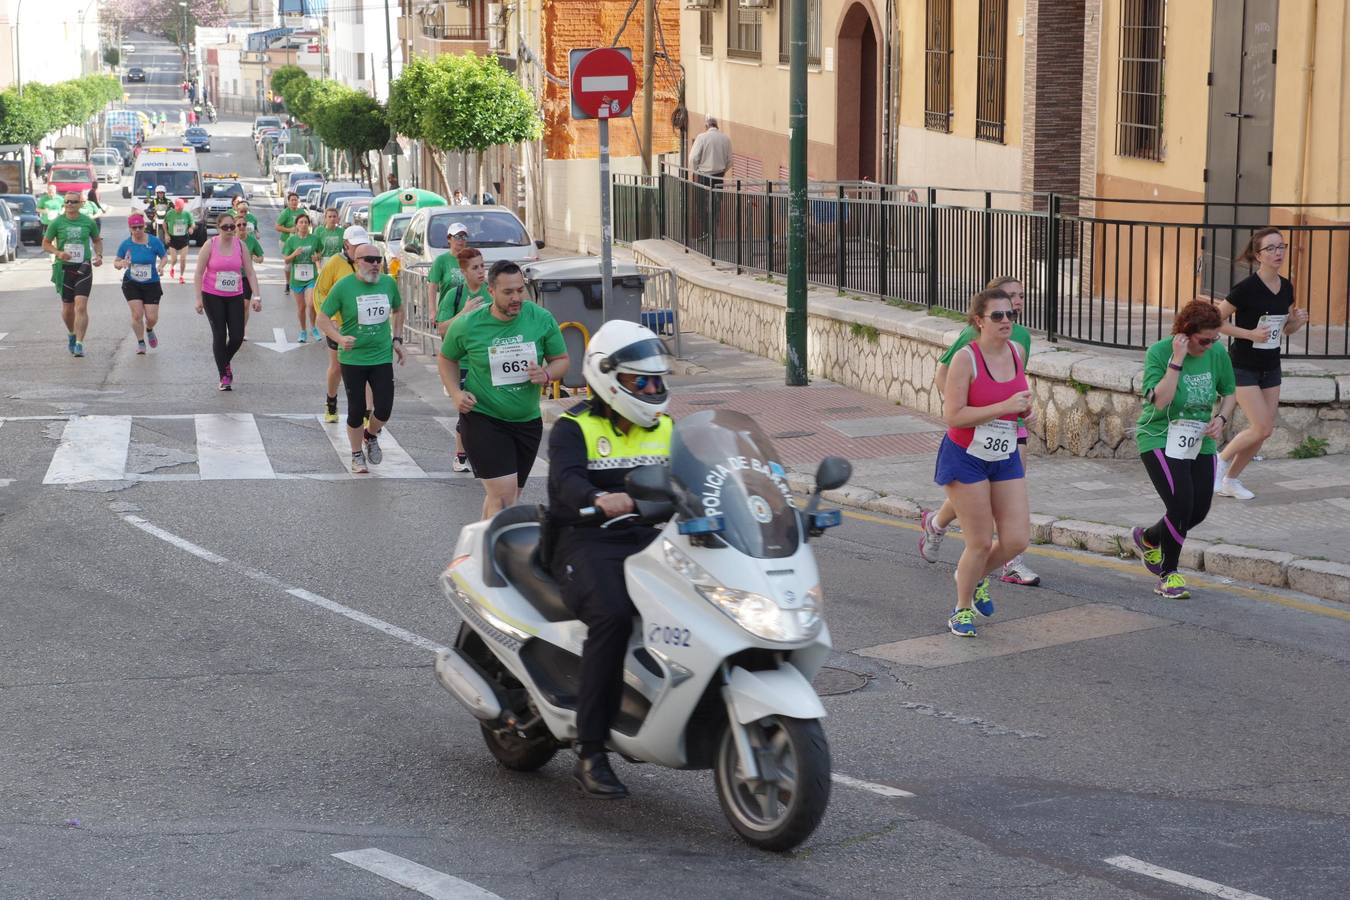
1,33,1348,900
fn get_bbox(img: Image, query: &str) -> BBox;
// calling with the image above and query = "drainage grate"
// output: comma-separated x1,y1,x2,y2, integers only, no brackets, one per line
820,406,866,414
772,430,816,439
689,399,726,406
812,666,869,696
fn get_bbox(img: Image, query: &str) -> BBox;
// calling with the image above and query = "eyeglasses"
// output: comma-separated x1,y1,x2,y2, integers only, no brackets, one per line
358,255,383,264
985,310,1017,322
632,374,664,391
1193,336,1217,347
130,225,145,230
64,201,81,206
1259,244,1288,253
218,224,236,232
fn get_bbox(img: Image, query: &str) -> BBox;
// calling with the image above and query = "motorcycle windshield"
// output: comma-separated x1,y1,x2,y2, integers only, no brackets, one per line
670,409,800,559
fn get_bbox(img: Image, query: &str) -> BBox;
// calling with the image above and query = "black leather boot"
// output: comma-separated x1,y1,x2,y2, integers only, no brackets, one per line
573,752,629,799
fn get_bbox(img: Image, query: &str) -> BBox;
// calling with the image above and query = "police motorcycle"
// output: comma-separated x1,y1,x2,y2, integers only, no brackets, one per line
435,407,851,851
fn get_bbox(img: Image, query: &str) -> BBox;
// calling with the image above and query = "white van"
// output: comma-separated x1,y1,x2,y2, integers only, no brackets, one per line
124,147,207,244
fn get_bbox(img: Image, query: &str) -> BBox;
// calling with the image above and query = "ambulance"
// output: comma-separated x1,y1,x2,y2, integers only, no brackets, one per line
124,146,207,244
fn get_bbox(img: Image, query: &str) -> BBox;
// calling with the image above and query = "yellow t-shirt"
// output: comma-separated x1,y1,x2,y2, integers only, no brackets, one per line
314,253,355,323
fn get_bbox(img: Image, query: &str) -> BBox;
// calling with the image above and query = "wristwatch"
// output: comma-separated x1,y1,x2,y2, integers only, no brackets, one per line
392,336,404,344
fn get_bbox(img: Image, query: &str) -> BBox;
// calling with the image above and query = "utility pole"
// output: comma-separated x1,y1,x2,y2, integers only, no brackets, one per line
640,0,655,176
785,0,808,385
383,0,398,185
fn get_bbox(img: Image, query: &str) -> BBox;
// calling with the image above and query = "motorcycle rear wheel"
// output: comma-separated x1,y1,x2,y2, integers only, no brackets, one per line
714,716,831,852
479,722,558,772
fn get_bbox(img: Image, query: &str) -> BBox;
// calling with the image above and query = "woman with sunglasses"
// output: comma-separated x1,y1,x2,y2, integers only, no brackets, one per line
282,212,322,343
1211,227,1310,500
936,288,1034,637
193,211,260,391
1131,301,1237,599
113,213,167,355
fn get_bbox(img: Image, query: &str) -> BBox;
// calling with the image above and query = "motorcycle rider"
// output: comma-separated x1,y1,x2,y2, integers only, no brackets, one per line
546,321,675,799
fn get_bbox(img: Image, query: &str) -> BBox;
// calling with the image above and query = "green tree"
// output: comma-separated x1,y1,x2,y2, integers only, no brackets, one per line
311,86,388,186
104,48,120,67
0,89,54,145
387,56,434,144
271,65,307,102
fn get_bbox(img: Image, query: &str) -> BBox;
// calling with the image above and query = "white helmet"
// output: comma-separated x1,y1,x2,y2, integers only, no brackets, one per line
155,185,167,194
583,320,674,429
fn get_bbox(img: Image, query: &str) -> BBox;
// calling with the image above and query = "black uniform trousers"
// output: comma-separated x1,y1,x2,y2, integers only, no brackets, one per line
550,526,659,750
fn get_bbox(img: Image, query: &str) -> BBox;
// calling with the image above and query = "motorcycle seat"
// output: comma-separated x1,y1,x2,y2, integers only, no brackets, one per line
489,510,575,623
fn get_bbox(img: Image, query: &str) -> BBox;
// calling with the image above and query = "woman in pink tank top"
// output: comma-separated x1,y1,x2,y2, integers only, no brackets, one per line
192,211,260,391
934,288,1035,637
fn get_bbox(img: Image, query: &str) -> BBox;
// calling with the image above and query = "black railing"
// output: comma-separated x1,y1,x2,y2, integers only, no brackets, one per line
612,167,1350,359
421,23,488,40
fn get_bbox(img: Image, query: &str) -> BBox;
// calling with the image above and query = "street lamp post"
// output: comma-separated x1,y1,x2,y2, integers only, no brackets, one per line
383,0,399,186
14,0,26,96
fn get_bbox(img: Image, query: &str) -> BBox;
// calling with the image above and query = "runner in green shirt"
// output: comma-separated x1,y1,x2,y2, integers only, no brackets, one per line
37,184,64,226
920,277,1043,587
426,221,470,313
232,198,262,338
41,193,103,356
434,247,491,472
316,242,407,474
163,202,195,283
275,192,303,236
282,213,323,342
438,260,569,518
313,207,344,259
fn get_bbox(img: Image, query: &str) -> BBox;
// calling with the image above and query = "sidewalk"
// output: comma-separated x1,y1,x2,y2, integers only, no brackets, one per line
552,332,1350,606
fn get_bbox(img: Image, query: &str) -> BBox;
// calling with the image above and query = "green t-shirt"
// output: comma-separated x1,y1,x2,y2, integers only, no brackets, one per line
436,282,491,324
441,301,567,423
45,214,100,263
232,213,259,238
320,273,403,366
1135,338,1236,455
244,234,264,260
37,195,64,224
314,225,344,259
277,206,303,232
282,232,321,287
428,251,464,301
938,323,1033,366
164,208,194,238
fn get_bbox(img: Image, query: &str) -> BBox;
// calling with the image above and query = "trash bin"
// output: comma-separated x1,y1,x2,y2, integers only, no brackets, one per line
524,257,646,388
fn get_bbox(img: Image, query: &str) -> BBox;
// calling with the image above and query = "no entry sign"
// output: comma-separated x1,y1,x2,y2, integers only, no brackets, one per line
569,48,636,120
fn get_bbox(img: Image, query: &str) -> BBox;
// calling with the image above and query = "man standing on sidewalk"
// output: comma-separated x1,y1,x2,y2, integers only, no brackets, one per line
689,117,732,241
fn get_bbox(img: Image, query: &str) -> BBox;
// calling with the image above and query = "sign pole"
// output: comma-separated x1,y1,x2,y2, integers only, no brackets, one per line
598,106,614,321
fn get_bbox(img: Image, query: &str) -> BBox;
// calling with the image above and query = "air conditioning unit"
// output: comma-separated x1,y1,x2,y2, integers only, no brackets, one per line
684,0,719,9
738,0,772,8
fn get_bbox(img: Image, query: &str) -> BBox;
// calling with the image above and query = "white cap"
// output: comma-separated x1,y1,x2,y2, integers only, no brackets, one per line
343,225,371,245
449,222,469,237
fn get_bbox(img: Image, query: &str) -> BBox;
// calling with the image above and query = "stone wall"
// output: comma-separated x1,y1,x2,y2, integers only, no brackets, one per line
634,239,1350,459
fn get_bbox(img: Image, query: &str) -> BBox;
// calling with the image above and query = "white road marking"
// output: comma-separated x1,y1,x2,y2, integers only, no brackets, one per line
196,413,276,480
44,415,133,484
830,773,916,798
1103,855,1271,899
333,848,503,900
0,332,8,342
318,415,426,478
287,588,446,653
254,326,305,353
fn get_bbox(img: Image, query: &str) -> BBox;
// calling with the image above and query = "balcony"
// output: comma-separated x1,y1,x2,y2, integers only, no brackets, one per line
413,20,490,58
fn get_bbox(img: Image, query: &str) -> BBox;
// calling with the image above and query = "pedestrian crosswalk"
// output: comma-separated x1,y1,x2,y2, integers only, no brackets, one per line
0,413,511,485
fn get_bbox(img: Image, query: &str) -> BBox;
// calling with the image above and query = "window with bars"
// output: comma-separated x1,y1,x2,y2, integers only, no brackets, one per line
975,0,1007,143
925,0,953,132
1117,0,1167,160
728,5,763,61
777,0,822,66
700,10,714,56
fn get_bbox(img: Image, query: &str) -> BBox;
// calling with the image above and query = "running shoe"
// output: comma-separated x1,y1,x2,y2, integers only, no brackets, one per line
298,329,308,344
948,607,977,637
452,452,471,473
1132,527,1166,576
146,329,158,349
1213,455,1230,490
363,416,370,429
364,433,382,465
351,451,369,474
323,403,339,424
225,365,233,380
310,327,321,342
168,265,174,278
1001,555,1041,586
72,341,84,358
918,508,946,563
1155,572,1190,600
178,274,185,284
972,577,995,617
1217,478,1255,500
136,340,146,355
67,333,77,354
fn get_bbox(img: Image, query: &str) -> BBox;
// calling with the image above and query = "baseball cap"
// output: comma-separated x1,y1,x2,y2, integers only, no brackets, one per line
343,225,371,245
449,222,469,237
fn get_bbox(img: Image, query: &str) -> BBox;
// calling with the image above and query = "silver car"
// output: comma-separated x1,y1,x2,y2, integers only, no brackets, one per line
91,150,122,183
376,212,413,271
397,206,543,271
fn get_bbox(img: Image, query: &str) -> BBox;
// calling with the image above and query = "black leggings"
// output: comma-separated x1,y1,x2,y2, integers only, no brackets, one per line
340,363,394,428
201,292,245,377
1140,450,1216,574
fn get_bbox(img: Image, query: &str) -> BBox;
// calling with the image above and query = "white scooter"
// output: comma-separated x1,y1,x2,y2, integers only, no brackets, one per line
435,409,851,851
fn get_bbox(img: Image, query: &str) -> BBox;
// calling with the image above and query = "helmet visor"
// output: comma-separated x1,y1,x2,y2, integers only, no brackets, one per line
603,337,674,375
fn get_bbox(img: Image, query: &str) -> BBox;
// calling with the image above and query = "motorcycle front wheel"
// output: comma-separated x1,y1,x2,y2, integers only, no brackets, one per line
479,722,557,771
714,716,831,852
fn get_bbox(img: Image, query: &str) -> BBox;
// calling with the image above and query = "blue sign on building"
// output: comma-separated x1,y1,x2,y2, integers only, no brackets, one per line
246,27,294,52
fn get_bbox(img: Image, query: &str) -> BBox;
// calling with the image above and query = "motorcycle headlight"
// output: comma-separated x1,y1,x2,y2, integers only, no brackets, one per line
662,541,822,642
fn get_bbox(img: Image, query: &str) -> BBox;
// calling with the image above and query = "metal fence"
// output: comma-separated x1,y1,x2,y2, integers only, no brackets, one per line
397,263,440,357
614,166,1350,359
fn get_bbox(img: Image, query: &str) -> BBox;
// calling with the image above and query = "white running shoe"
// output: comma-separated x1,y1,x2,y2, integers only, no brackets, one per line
452,453,471,473
1001,555,1042,586
1217,477,1255,500
1213,455,1230,490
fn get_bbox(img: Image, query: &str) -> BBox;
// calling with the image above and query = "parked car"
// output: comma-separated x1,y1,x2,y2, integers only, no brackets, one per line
272,154,308,192
284,170,322,195
49,163,96,197
125,66,145,82
251,115,282,140
2,194,43,245
91,150,122,183
376,212,413,274
302,185,322,211
201,178,246,226
182,126,211,152
106,138,135,169
0,200,17,262
398,206,543,271
318,181,372,212
336,197,370,227
123,43,137,54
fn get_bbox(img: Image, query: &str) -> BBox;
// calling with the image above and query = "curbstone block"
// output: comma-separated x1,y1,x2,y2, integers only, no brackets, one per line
1025,351,1086,380
863,494,922,520
1178,539,1211,573
822,485,880,506
1278,376,1337,404
1336,375,1350,403
1286,559,1350,605
1029,514,1056,545
786,472,815,495
1203,544,1295,588
1069,356,1138,393
1050,519,1134,556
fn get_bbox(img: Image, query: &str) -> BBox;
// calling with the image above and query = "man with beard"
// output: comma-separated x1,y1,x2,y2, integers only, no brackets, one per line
316,243,406,474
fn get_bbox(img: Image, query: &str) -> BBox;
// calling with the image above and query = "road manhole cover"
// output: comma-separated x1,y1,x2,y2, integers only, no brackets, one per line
812,666,869,696
772,430,816,439
690,399,726,406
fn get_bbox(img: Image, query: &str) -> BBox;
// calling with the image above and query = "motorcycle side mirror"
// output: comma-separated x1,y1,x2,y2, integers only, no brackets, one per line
626,465,675,503
814,456,852,493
